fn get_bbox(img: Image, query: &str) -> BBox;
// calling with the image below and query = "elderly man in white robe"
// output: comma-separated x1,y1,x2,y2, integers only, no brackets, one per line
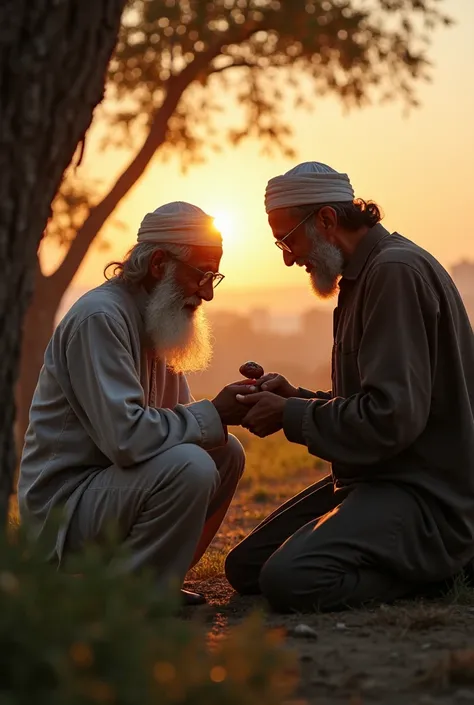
18,201,251,606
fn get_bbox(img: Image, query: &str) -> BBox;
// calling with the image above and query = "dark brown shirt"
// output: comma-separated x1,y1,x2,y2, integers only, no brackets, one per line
284,224,474,564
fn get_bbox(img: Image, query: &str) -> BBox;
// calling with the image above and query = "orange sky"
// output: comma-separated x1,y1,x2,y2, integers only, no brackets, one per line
42,0,474,300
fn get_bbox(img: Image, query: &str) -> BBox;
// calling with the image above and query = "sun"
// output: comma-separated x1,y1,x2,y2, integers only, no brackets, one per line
212,210,235,243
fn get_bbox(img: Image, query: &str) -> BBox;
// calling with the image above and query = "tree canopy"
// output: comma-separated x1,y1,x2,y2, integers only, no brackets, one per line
18,0,451,448
46,0,451,249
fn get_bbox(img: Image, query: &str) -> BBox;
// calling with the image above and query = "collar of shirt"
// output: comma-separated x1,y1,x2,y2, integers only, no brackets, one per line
108,277,149,320
341,224,391,282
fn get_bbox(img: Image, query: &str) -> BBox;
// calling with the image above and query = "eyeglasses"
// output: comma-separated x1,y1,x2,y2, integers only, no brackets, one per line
168,254,225,289
274,210,316,253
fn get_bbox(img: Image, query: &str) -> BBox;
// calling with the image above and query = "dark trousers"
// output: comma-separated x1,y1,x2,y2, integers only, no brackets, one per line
225,475,460,612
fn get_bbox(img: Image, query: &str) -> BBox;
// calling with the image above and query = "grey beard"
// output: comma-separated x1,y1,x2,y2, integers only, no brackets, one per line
144,263,213,374
305,221,344,298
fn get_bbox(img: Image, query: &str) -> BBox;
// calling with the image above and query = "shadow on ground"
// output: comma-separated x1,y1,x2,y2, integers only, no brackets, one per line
184,460,474,704
185,575,474,705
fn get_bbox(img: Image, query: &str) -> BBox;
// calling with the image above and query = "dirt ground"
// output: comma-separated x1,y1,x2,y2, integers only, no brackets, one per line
185,466,474,705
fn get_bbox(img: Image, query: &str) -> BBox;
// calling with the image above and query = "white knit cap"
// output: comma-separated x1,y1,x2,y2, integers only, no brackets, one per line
137,201,222,247
265,161,354,213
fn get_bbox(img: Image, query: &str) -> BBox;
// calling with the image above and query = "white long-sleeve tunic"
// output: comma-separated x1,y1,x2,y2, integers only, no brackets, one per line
18,278,225,560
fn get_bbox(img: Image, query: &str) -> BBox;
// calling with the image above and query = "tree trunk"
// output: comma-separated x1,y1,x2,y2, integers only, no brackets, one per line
15,23,263,445
0,0,126,527
15,268,58,456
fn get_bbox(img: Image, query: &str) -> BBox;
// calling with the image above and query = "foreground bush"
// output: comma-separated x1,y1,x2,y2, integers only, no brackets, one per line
0,525,298,704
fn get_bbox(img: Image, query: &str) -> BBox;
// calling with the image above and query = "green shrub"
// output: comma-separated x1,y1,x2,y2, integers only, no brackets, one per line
0,524,298,705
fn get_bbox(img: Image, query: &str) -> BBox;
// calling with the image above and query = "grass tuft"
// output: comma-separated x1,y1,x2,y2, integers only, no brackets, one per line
447,572,474,606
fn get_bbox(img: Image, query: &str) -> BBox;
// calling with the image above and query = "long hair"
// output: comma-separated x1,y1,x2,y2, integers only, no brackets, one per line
104,241,192,283
293,199,383,232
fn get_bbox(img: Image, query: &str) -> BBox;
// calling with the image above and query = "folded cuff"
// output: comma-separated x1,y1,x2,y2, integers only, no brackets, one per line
187,399,226,449
283,398,310,446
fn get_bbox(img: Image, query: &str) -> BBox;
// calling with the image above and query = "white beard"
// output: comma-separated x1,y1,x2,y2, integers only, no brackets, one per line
305,221,344,299
144,264,213,374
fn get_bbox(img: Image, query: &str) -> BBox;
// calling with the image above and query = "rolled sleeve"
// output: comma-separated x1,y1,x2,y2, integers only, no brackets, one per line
186,399,226,449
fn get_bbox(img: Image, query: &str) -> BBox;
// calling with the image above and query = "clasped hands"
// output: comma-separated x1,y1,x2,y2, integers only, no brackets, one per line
211,373,298,438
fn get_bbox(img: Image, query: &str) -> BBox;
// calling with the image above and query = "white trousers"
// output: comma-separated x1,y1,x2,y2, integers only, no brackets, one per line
63,435,245,588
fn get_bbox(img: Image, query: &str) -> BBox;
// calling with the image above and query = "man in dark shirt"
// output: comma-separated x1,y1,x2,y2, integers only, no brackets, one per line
225,161,474,613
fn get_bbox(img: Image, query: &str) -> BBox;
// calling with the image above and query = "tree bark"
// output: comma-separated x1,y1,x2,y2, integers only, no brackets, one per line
0,0,126,527
15,266,57,456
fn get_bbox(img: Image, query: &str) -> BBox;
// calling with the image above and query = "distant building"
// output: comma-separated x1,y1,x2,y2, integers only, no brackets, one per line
301,307,333,338
250,307,271,334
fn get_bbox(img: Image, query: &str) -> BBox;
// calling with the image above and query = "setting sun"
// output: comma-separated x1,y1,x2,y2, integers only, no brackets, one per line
212,209,236,244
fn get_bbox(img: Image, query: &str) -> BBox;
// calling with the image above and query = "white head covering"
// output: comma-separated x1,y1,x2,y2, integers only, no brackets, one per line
265,161,354,213
137,201,222,247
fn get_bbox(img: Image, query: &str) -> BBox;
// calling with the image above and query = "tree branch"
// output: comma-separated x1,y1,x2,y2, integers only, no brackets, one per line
49,21,264,297
209,58,258,76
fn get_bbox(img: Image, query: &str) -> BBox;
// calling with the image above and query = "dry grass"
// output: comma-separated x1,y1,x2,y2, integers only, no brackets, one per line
189,431,327,582
230,427,327,488
447,572,474,606
188,549,227,581
187,429,327,584
186,433,474,704
370,602,454,634
12,429,474,704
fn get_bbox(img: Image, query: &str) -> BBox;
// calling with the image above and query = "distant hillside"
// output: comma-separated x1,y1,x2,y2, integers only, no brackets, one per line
211,283,332,314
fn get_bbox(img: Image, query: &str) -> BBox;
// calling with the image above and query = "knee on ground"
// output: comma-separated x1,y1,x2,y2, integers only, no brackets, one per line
225,538,256,594
259,550,353,612
226,541,347,612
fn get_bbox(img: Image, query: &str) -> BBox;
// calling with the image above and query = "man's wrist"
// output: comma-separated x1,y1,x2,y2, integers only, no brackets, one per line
208,401,228,443
285,386,306,399
211,400,229,428
296,386,318,400
290,386,303,398
211,399,222,417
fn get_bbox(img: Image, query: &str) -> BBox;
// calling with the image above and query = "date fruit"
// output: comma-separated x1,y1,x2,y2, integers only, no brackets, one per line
239,361,264,380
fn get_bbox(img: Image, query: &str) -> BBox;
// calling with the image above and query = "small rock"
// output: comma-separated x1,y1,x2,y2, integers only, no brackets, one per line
421,643,432,650
289,624,318,640
335,622,347,630
455,689,474,701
